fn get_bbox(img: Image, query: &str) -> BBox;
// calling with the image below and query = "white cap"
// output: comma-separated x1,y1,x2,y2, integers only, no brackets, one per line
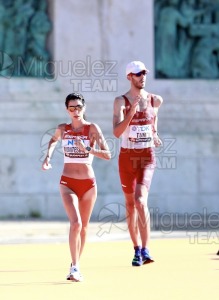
126,61,149,76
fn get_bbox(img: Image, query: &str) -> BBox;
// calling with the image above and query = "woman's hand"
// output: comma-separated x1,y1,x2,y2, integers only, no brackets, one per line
74,137,87,152
42,156,52,170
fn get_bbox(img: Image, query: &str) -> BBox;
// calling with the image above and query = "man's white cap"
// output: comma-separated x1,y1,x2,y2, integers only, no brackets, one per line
126,61,149,76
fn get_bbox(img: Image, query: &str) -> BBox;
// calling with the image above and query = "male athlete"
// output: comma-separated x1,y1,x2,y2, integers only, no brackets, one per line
113,61,163,266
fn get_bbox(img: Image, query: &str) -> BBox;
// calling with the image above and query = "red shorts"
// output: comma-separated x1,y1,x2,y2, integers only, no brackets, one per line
60,175,96,198
119,148,156,194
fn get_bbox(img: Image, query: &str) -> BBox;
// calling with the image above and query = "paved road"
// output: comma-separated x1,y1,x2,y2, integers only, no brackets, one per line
0,235,218,300
0,220,190,244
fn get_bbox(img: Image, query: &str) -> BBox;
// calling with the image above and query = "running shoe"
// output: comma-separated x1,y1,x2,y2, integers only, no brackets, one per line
141,247,154,264
132,246,142,266
66,264,83,282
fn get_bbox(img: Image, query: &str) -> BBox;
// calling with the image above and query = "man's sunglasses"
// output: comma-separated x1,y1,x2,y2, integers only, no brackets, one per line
68,105,84,112
132,70,147,77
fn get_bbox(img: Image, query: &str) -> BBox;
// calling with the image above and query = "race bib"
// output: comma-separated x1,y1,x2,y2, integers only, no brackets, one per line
62,138,90,158
128,124,153,143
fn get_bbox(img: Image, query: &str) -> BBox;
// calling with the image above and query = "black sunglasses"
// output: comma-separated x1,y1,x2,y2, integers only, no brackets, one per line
132,70,147,77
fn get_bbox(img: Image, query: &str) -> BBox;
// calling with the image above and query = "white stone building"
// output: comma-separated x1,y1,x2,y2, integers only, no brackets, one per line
0,0,218,229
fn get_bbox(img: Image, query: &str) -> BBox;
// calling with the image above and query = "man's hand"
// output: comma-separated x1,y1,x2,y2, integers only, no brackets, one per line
130,95,141,114
154,134,162,147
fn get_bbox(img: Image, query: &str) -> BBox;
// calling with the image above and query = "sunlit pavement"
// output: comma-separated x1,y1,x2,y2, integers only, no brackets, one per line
0,221,193,244
0,221,218,300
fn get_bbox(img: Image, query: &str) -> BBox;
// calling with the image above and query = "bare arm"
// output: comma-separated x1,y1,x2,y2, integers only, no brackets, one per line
41,124,63,170
113,95,140,138
153,95,163,147
75,123,111,160
153,94,163,130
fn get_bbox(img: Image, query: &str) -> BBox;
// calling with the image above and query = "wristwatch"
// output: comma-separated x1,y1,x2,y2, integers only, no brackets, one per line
85,146,92,152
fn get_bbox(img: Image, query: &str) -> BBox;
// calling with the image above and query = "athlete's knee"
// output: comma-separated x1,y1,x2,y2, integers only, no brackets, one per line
80,224,89,237
70,220,82,233
135,196,148,207
125,199,135,212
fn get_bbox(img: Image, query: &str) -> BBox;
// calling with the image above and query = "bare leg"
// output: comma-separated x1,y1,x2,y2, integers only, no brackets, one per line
79,185,97,256
60,184,81,266
135,184,150,248
124,192,139,247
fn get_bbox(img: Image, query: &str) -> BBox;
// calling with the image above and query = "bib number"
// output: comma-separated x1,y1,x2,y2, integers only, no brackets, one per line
63,139,90,158
128,125,153,143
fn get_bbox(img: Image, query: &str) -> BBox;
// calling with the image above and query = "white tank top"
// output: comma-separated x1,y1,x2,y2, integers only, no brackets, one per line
62,124,94,164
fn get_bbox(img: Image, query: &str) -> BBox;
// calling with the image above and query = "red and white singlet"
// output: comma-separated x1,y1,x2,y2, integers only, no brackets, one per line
121,94,156,149
62,124,94,164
